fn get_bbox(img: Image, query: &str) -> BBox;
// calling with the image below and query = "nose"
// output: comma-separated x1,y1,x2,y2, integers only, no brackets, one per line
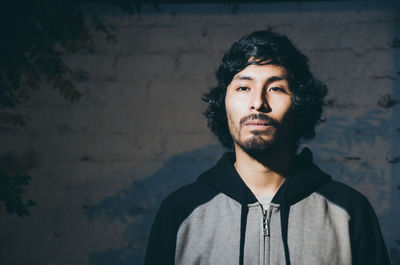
250,87,270,112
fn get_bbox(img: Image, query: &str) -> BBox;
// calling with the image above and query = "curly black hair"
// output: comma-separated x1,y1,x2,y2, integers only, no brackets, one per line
203,30,328,151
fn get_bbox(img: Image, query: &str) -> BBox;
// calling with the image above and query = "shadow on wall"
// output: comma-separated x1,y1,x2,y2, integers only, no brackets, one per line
308,107,398,264
310,108,392,206
86,144,224,265
86,108,398,265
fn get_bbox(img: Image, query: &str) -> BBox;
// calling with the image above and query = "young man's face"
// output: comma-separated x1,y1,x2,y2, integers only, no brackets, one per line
225,64,294,156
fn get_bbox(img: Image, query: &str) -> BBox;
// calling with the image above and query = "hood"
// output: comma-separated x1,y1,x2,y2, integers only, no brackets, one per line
274,147,332,205
197,152,257,205
198,147,331,206
197,147,331,265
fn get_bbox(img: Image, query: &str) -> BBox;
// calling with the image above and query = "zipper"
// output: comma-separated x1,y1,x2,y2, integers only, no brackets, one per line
261,204,272,237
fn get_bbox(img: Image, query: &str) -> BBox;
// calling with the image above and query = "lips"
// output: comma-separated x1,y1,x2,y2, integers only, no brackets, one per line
244,120,272,126
239,114,278,131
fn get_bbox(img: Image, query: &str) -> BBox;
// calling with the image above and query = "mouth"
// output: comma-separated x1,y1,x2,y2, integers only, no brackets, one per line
243,120,273,130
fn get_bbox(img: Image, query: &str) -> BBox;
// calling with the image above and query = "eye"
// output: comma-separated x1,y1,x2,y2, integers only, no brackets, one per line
268,86,283,92
236,86,249,91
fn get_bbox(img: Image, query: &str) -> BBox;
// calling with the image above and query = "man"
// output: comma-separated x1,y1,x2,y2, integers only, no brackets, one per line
144,30,390,265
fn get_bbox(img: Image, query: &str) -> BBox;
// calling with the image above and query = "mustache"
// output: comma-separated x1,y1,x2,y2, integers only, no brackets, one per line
239,114,279,127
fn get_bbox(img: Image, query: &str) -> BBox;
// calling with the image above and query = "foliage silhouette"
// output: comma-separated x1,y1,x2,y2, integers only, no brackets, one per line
0,170,36,217
0,0,139,216
0,0,136,126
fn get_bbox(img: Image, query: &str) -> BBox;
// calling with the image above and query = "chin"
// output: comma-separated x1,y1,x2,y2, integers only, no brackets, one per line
236,136,277,157
243,133,274,144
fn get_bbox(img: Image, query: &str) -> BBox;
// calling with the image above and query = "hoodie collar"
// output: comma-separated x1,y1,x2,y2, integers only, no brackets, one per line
274,147,331,205
197,147,331,206
197,152,258,204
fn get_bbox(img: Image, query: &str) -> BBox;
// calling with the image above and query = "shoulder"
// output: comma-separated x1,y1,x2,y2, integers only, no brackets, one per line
317,180,368,204
315,182,390,264
157,180,221,223
145,182,220,265
316,180,373,219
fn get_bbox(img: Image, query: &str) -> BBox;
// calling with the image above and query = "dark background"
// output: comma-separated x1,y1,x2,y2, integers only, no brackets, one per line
0,0,399,264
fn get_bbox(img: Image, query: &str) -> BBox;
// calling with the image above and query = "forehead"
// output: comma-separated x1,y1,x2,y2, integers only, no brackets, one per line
231,64,287,82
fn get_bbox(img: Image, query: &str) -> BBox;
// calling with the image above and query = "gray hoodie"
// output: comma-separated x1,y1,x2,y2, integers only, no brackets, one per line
144,148,390,265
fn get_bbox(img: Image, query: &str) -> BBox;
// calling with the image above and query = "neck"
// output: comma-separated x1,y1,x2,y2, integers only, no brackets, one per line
233,144,293,198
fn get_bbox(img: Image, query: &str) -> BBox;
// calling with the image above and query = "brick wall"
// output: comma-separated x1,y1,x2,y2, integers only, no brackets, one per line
0,2,399,265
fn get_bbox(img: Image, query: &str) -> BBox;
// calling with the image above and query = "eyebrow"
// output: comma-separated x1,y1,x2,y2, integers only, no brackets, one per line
233,75,286,83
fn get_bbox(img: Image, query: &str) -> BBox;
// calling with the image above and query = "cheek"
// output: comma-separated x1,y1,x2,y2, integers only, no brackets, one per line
270,96,292,117
225,99,244,125
225,101,236,127
225,91,247,113
225,96,243,132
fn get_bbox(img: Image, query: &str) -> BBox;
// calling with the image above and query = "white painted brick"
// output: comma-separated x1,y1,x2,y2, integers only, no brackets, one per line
337,21,395,52
110,26,151,55
359,49,395,78
0,132,35,153
163,132,217,157
101,80,152,107
146,78,206,105
86,25,150,56
175,52,218,79
1,5,397,265
41,105,107,135
304,48,393,106
307,49,359,77
325,77,393,107
116,53,177,81
29,133,96,158
312,106,393,157
64,54,118,81
207,26,252,53
147,26,210,53
105,13,182,27
17,80,84,108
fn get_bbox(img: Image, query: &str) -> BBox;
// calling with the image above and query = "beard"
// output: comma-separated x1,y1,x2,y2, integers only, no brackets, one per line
231,113,287,158
235,130,280,158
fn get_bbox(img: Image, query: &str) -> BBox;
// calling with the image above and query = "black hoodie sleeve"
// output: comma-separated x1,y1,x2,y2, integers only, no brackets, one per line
318,181,390,265
144,182,220,265
144,199,179,265
350,195,391,265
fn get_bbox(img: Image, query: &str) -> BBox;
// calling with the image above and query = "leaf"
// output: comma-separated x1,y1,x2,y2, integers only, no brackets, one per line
27,199,36,207
0,1,130,116
15,174,31,185
56,78,83,102
0,170,35,217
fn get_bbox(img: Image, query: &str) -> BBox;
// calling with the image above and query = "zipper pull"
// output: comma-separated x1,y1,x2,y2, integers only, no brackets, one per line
262,205,273,237
262,208,270,237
